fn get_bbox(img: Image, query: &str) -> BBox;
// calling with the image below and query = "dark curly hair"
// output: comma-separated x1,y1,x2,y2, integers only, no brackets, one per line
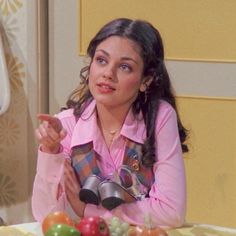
65,18,188,167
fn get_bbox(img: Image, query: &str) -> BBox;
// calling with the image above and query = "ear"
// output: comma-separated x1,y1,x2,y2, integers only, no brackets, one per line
139,76,153,92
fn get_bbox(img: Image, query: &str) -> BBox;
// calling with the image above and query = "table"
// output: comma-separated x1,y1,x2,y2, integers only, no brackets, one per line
0,222,236,236
167,223,236,236
0,222,43,236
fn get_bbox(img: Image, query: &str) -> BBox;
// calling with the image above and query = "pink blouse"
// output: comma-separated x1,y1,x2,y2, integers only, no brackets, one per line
32,100,186,228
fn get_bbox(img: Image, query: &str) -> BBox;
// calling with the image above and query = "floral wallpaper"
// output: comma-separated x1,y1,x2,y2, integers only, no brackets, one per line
0,0,37,224
0,0,22,16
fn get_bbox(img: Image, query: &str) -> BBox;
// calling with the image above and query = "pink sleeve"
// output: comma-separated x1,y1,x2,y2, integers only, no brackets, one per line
31,111,75,222
31,149,68,223
84,104,186,228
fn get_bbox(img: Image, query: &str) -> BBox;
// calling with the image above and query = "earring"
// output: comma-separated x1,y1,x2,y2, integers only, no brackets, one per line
144,90,148,104
141,83,148,104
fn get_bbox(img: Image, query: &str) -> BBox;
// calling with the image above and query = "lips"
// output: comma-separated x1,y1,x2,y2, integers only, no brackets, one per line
97,82,115,93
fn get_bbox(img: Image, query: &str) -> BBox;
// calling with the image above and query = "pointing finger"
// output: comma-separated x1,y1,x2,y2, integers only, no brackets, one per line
37,113,62,132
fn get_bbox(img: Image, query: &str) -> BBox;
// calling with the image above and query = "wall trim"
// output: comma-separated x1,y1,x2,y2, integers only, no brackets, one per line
177,95,236,101
37,0,49,114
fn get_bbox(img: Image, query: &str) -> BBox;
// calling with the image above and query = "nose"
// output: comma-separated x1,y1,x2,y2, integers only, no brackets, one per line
102,64,116,80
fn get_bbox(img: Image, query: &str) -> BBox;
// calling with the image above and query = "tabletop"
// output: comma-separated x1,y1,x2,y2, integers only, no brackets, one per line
0,222,236,236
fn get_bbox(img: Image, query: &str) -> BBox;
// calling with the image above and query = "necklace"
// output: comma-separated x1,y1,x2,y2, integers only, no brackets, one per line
107,129,118,135
103,128,119,140
97,116,122,147
101,126,121,147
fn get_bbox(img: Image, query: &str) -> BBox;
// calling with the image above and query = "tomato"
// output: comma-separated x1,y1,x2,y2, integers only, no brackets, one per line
76,216,110,236
45,224,81,236
42,211,74,234
129,226,168,236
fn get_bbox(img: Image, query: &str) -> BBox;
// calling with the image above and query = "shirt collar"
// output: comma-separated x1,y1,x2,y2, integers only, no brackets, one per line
121,107,146,144
70,100,97,148
70,100,146,148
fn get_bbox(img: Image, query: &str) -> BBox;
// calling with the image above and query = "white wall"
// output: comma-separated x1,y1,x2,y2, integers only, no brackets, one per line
49,0,85,114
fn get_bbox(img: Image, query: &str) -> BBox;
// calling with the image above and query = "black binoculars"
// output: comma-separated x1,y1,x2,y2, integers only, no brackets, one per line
79,166,148,210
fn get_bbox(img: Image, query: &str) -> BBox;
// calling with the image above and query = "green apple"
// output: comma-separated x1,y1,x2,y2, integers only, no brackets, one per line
45,224,81,236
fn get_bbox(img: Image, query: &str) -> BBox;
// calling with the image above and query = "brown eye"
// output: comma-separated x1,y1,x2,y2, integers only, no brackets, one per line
96,57,107,65
120,64,132,72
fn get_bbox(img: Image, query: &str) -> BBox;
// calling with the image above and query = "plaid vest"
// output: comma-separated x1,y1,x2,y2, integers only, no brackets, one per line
71,140,154,193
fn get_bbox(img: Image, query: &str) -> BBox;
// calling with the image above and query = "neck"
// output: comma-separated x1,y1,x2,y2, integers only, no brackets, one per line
96,103,131,134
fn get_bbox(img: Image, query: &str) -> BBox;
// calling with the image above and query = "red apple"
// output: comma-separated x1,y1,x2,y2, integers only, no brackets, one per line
76,216,110,236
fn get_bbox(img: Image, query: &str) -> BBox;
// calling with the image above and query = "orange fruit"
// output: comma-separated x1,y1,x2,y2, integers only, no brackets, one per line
129,226,168,236
42,211,74,234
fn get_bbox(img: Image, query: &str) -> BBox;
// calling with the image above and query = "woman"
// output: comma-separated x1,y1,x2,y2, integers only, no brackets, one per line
32,18,188,228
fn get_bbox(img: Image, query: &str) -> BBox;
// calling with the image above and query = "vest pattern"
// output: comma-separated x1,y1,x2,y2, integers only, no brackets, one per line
71,143,102,186
71,140,154,194
124,142,154,189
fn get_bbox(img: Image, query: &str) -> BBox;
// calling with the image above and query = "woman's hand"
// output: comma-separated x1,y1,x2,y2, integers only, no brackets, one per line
35,114,67,154
64,159,85,218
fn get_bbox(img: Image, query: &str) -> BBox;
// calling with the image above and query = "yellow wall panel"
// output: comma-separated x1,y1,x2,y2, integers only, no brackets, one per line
177,97,236,227
79,0,236,62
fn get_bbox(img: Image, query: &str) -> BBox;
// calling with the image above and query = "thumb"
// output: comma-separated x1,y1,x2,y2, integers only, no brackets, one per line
59,128,67,139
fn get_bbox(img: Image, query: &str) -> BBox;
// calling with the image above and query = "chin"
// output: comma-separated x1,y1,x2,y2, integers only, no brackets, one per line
96,99,116,108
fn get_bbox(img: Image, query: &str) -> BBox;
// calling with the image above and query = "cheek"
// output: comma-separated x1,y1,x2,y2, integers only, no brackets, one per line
89,61,101,77
88,66,98,87
122,77,142,91
88,65,96,79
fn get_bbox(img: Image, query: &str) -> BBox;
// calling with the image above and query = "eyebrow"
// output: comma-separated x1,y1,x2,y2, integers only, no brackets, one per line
95,49,138,65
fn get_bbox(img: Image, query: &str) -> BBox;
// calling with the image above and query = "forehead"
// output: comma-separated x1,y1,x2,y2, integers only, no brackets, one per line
96,36,142,57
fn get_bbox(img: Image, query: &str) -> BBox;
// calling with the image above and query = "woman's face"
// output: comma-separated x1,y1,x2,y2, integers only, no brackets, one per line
88,36,147,110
